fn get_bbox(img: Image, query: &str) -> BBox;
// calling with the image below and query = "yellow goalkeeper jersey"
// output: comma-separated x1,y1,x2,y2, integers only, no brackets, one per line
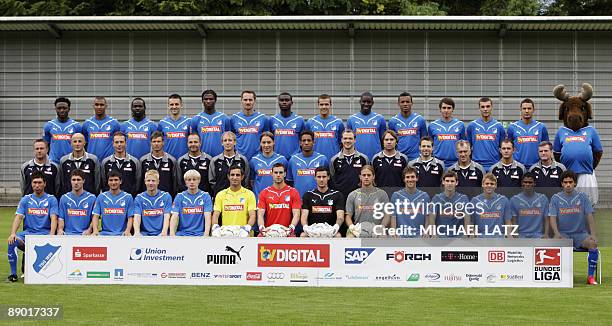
213,186,256,226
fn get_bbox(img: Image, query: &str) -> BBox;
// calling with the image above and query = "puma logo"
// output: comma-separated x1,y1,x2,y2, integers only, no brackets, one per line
225,246,244,260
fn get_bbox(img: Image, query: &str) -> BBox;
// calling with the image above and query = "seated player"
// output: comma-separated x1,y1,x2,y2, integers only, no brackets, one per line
345,165,390,237
548,170,599,285
134,170,173,236
212,165,256,234
427,171,470,238
91,171,134,236
257,163,300,236
390,167,430,238
170,170,213,236
467,173,512,238
58,169,96,235
300,167,344,238
7,171,58,282
510,172,548,238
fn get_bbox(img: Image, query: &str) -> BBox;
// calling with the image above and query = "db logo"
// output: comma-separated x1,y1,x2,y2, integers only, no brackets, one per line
488,251,505,262
535,248,561,266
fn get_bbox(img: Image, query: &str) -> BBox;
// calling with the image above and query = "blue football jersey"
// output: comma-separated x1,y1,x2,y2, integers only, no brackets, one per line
82,116,121,162
134,190,172,236
466,118,505,171
470,193,512,238
287,152,329,197
548,190,593,235
58,191,96,235
93,191,134,236
171,190,213,236
190,111,231,157
430,191,470,237
347,112,387,161
511,192,548,238
158,115,190,160
16,193,58,234
391,188,430,238
249,153,288,199
270,113,305,160
553,126,603,174
388,113,428,161
506,120,549,169
122,118,157,160
427,118,466,168
43,118,82,164
231,111,269,159
305,115,345,161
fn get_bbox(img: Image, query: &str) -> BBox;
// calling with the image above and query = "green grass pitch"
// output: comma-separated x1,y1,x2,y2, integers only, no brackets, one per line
0,207,610,325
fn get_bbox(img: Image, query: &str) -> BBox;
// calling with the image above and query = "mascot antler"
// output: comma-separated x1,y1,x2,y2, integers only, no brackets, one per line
579,83,593,102
553,84,569,101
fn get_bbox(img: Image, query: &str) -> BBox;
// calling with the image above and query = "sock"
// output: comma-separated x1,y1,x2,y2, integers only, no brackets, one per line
588,249,599,277
7,242,18,276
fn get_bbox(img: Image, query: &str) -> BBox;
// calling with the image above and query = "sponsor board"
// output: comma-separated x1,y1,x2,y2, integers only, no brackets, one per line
534,248,561,282
441,251,478,262
258,244,330,268
345,248,375,264
73,247,107,261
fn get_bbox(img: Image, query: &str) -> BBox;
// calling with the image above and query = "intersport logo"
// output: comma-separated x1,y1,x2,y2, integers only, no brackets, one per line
258,244,330,268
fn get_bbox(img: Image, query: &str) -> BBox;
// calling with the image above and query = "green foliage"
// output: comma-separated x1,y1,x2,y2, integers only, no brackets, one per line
480,0,540,15
542,0,612,15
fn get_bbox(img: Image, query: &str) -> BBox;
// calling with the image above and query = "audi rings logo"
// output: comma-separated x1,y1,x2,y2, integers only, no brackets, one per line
267,272,285,280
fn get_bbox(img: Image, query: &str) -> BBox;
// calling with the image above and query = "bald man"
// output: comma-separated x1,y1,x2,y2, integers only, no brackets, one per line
59,133,101,195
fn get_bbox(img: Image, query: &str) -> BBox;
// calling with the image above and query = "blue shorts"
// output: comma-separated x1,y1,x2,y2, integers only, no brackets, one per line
100,230,123,236
562,232,590,248
176,230,203,236
16,230,49,242
519,232,543,239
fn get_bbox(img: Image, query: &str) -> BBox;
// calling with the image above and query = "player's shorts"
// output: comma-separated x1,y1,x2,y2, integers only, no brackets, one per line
140,230,161,236
577,173,598,206
176,230,204,237
100,230,123,236
562,232,590,249
519,232,543,239
15,230,48,242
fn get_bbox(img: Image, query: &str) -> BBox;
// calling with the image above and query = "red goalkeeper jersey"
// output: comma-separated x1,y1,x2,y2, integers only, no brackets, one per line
257,185,301,227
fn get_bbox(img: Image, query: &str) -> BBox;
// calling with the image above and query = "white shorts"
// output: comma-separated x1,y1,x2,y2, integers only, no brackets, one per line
577,173,598,206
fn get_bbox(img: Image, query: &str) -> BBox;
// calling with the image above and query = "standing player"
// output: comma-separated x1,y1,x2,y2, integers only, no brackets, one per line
7,171,58,282
490,139,526,196
100,131,141,196
510,172,548,238
57,169,96,236
158,94,190,160
43,97,81,164
467,173,512,238
212,165,256,232
330,129,369,200
448,140,485,197
371,130,409,193
305,94,345,161
250,132,287,199
170,170,213,236
506,99,549,169
21,139,60,197
428,97,466,168
134,170,173,236
347,92,387,161
391,167,431,238
122,97,157,160
548,170,599,285
177,133,213,194
427,171,470,238
467,97,505,171
59,133,100,195
270,92,304,160
345,165,391,237
388,92,428,160
91,171,134,236
529,141,567,198
209,131,250,196
231,90,269,159
301,167,345,237
408,136,445,197
287,131,329,197
257,163,301,235
140,131,179,197
190,89,231,157
82,96,121,162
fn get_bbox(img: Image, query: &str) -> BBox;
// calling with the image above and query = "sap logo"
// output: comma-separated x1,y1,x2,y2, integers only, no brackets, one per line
344,248,375,264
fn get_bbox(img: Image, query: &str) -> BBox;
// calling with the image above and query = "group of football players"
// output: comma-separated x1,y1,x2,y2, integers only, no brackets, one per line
8,90,601,284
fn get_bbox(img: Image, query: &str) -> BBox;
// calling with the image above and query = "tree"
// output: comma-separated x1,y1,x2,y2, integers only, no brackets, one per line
543,0,612,15
480,0,540,15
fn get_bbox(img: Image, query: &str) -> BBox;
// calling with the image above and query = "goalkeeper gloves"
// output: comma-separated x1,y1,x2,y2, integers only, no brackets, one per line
241,224,252,232
332,224,340,235
212,224,220,231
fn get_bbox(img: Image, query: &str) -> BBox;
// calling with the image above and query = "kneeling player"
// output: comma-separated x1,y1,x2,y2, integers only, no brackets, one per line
257,163,300,236
510,172,549,238
7,171,58,282
427,171,469,238
58,169,96,235
300,167,344,237
390,167,430,238
134,170,173,236
170,170,213,236
212,165,256,235
467,173,512,238
549,170,599,285
92,171,134,236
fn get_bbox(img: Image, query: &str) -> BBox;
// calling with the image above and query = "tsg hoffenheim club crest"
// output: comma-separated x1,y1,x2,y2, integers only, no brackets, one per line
33,243,63,279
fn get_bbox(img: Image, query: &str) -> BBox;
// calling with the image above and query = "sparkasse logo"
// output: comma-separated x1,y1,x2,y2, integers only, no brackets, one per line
344,248,375,264
73,247,107,261
258,244,330,268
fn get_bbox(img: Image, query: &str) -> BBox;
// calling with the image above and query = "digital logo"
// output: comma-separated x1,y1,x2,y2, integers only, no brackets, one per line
246,272,262,281
386,251,431,263
207,246,244,265
441,251,478,262
534,248,561,282
258,244,330,268
73,247,107,261
32,243,63,278
130,248,184,261
344,248,375,264
488,250,505,262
